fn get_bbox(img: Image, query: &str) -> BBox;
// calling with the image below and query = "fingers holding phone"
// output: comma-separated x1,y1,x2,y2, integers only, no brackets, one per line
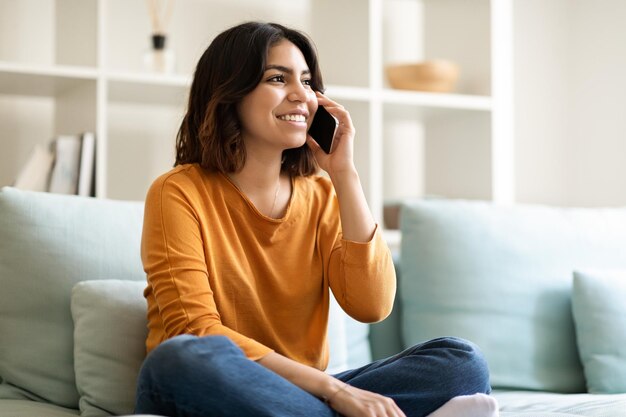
307,92,356,175
315,92,354,137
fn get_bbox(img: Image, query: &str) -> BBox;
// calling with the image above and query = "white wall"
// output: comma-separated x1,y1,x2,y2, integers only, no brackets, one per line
567,0,626,206
514,0,626,207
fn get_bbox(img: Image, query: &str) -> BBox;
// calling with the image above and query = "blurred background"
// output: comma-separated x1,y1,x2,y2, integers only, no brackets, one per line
1,0,625,228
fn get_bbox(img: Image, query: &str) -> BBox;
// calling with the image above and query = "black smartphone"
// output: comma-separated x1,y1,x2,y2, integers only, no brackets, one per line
308,105,336,154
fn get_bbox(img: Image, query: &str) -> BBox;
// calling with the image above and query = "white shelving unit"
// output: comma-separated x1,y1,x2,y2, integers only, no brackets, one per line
0,0,514,233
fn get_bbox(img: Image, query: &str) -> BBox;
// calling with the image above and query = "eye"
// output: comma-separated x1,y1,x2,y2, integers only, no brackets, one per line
302,78,312,86
267,74,285,83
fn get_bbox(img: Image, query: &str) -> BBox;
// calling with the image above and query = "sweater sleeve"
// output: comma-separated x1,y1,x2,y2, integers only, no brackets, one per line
321,187,396,323
141,173,273,359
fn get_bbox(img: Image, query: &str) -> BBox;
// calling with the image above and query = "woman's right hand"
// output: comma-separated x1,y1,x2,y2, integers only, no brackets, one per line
327,384,407,417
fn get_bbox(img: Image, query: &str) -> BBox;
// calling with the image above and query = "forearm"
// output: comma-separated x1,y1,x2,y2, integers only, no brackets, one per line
327,168,396,322
257,351,343,400
258,353,405,416
329,168,376,243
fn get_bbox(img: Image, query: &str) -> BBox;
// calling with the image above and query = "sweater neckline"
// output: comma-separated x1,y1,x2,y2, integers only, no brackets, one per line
219,172,297,223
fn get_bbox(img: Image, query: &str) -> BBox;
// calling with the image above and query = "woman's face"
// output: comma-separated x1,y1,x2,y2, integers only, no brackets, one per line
237,39,319,154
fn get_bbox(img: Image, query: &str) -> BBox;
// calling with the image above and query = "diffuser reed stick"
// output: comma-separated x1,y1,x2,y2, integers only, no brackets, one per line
146,0,175,35
143,0,176,73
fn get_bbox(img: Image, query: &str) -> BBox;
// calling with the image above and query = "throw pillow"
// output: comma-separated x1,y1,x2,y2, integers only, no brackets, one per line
71,280,149,416
572,270,626,394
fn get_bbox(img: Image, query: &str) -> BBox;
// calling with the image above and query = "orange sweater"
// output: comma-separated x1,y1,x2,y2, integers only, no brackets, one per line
141,164,395,370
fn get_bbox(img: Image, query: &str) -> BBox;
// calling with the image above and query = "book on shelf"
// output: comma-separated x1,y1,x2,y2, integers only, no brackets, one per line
48,135,83,195
13,144,55,192
13,132,97,196
48,132,97,196
77,132,96,197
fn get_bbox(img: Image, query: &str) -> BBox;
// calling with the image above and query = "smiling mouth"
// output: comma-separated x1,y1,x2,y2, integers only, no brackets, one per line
277,114,307,122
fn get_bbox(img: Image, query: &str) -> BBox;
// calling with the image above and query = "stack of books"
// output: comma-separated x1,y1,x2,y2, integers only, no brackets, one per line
13,132,96,197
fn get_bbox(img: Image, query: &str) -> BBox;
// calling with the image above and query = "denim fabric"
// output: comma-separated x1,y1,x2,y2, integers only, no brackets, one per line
135,335,491,417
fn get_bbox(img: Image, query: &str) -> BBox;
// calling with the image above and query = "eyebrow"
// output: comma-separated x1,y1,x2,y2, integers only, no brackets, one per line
265,64,311,76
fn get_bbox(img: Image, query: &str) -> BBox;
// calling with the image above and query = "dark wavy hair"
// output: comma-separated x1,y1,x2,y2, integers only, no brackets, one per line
175,22,324,176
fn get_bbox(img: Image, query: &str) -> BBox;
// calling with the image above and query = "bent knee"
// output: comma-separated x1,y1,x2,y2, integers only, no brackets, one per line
421,336,491,393
428,336,486,361
140,335,241,382
446,337,491,393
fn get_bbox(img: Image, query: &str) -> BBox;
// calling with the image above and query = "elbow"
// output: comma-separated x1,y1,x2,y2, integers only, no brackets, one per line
163,316,192,339
341,274,397,323
349,300,394,324
163,314,221,339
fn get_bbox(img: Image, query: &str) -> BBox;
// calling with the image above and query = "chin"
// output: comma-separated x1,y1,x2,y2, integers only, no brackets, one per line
284,136,307,150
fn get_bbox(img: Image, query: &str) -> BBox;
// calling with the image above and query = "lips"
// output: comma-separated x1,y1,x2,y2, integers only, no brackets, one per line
276,108,310,123
277,114,307,122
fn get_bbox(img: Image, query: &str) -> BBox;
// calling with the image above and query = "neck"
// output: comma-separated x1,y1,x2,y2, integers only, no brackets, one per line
227,151,288,218
229,151,283,192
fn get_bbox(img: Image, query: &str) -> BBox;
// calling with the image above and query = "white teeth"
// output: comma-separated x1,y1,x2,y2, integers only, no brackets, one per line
278,114,306,122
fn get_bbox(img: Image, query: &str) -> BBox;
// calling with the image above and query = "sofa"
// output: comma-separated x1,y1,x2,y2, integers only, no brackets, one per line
1,186,626,416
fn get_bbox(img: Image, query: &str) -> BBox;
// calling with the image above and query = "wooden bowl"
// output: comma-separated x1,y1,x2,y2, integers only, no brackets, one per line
386,60,460,93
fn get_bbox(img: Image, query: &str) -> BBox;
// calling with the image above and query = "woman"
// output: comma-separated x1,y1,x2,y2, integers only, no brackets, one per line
135,21,493,417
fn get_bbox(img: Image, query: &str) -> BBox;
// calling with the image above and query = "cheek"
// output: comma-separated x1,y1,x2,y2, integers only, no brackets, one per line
238,97,269,131
307,89,318,106
237,97,253,125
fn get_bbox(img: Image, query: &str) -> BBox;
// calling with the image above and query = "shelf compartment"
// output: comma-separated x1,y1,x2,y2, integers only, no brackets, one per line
105,102,182,201
107,72,190,106
310,0,370,88
382,104,492,204
0,0,97,67
382,0,491,96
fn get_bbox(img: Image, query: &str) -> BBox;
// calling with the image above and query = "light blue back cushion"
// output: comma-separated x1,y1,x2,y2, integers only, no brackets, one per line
0,187,145,408
572,270,626,394
400,199,626,393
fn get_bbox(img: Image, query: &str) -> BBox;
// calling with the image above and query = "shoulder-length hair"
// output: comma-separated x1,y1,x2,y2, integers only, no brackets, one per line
175,22,324,176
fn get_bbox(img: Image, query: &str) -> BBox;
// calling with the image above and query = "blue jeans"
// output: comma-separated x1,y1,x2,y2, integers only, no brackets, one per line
135,335,491,417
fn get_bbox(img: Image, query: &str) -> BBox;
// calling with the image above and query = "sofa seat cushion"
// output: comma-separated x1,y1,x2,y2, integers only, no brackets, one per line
0,188,145,408
400,199,626,393
495,390,626,417
0,399,160,417
0,399,79,417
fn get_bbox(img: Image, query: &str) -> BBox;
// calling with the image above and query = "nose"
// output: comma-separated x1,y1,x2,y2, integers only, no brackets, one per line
287,81,310,103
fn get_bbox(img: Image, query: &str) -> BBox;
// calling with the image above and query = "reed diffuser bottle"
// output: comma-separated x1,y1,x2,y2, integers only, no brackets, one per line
143,0,176,74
